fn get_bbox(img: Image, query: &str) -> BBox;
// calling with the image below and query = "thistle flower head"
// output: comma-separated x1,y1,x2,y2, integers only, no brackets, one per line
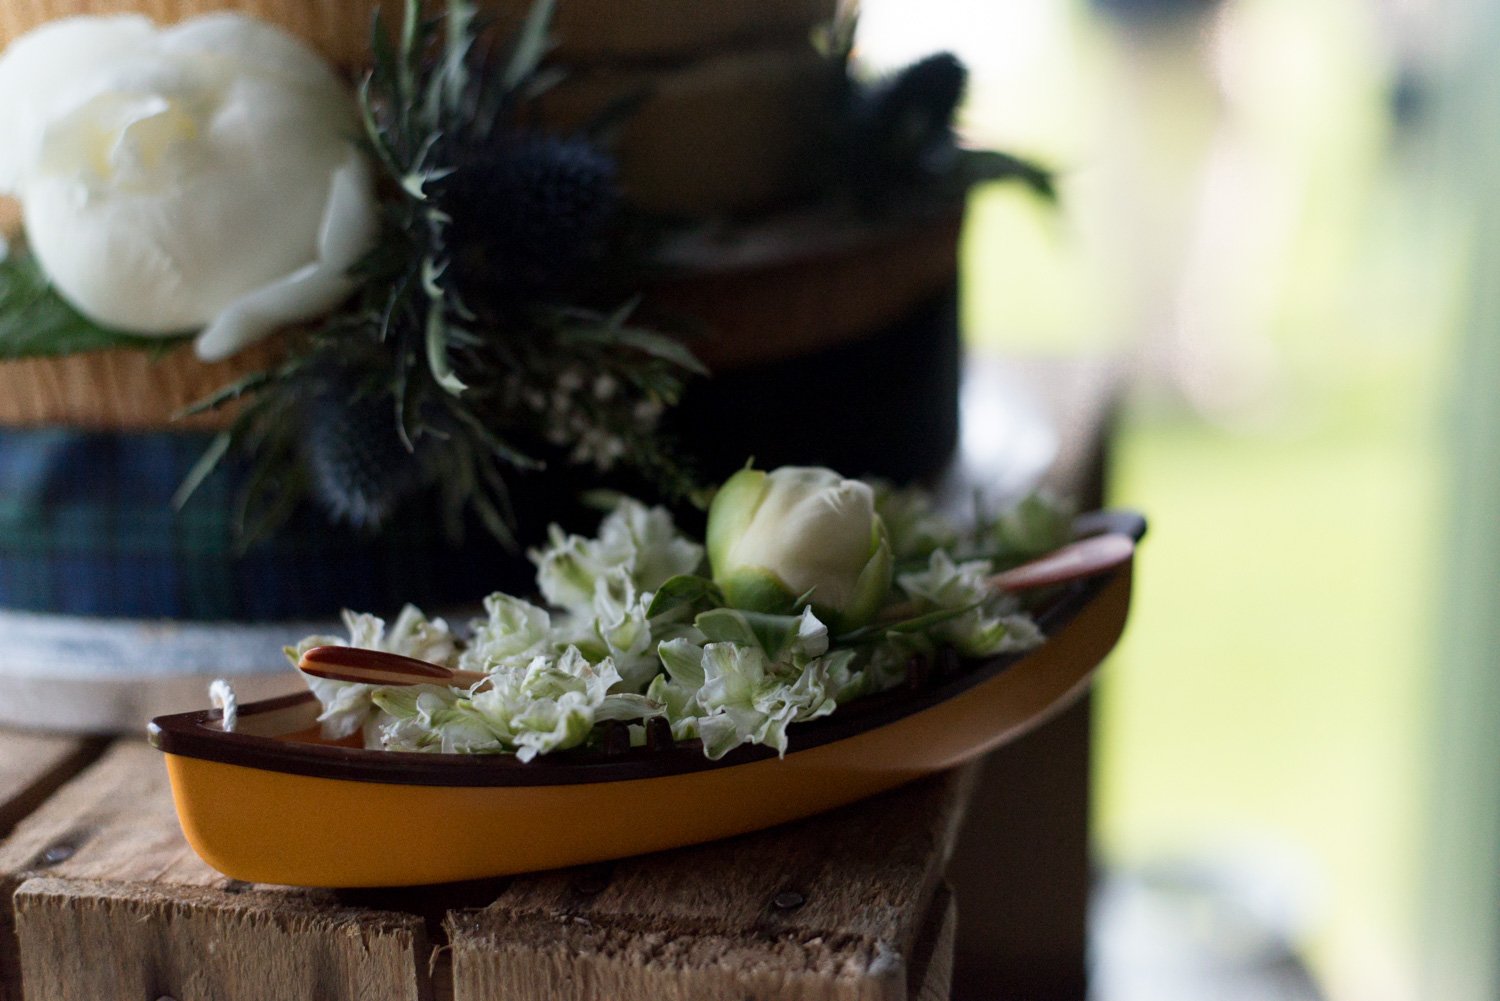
302,378,428,529
439,133,619,305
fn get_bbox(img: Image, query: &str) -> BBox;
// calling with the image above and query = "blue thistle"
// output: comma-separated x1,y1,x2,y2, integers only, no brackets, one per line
301,380,428,530
844,53,969,201
440,134,620,307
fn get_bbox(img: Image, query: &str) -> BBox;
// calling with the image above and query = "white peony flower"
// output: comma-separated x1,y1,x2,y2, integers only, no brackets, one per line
0,14,378,360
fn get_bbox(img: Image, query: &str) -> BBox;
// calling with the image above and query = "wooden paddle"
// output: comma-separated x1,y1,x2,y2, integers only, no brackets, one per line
296,646,489,689
877,531,1136,624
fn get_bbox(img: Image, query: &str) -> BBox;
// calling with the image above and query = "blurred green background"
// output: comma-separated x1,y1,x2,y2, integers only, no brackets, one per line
859,0,1458,998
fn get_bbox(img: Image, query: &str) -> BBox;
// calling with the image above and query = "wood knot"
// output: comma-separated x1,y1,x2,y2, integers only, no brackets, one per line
35,842,76,867
772,890,805,911
571,866,612,897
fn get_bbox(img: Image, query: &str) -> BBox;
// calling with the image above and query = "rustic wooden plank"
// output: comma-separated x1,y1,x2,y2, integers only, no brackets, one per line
0,740,432,1001
908,884,956,1001
14,878,430,1001
0,730,105,1001
448,766,977,1001
948,699,1093,1001
0,731,102,840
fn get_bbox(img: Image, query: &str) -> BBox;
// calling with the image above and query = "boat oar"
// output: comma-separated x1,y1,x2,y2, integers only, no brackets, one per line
297,645,489,689
988,531,1135,592
878,531,1136,624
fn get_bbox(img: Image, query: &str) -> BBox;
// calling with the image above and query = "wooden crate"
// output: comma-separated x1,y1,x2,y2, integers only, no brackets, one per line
0,737,970,1001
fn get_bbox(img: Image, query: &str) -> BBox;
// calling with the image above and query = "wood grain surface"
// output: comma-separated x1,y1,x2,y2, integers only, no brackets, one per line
0,731,102,1001
0,731,100,840
908,884,957,1001
448,767,976,1001
0,738,973,1001
13,878,430,1001
0,740,430,1001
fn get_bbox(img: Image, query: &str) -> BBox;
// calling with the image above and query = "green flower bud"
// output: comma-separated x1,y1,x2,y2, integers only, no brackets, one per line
706,465,894,632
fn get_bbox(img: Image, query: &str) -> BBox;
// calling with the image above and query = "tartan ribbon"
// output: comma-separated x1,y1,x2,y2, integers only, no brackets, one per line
0,428,518,621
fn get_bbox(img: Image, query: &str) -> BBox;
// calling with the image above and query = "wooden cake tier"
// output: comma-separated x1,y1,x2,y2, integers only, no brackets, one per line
0,0,838,66
0,339,282,432
0,0,842,216
0,212,962,431
538,46,837,217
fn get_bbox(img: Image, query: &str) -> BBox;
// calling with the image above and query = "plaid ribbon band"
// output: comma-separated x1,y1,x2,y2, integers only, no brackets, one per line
0,428,520,621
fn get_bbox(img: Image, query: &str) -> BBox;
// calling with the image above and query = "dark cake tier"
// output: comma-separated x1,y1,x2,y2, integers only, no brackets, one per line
0,285,959,620
0,209,965,621
670,285,959,485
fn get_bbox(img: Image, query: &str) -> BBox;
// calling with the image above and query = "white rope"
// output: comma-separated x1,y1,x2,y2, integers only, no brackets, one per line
208,679,238,732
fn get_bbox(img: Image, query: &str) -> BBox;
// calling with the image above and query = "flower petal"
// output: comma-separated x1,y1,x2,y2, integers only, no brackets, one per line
193,151,376,360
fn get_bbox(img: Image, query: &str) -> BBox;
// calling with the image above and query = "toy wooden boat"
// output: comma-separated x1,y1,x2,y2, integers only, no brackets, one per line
148,511,1144,888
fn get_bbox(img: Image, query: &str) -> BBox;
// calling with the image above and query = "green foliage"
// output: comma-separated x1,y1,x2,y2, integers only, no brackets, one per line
180,0,703,545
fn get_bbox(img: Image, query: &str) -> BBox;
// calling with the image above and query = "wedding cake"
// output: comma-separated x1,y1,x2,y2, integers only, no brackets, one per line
0,0,1048,729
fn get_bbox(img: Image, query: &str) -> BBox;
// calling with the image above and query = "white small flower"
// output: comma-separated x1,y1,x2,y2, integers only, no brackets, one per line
290,604,456,739
898,551,1043,657
0,14,378,360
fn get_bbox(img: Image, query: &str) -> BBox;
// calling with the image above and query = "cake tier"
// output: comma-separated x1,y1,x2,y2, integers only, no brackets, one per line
0,213,960,429
537,46,837,217
0,0,836,66
0,0,841,217
0,428,522,619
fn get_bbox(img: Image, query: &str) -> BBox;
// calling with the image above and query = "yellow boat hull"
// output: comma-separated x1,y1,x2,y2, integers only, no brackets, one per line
153,561,1133,888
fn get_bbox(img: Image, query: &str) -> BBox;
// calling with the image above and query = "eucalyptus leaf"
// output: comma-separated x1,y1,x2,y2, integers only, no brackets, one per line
611,327,708,375
424,302,467,394
435,0,478,120
171,431,233,511
558,319,706,375
174,368,276,420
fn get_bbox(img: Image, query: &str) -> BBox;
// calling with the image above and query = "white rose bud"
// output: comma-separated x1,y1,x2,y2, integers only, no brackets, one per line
0,14,378,360
707,465,894,632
